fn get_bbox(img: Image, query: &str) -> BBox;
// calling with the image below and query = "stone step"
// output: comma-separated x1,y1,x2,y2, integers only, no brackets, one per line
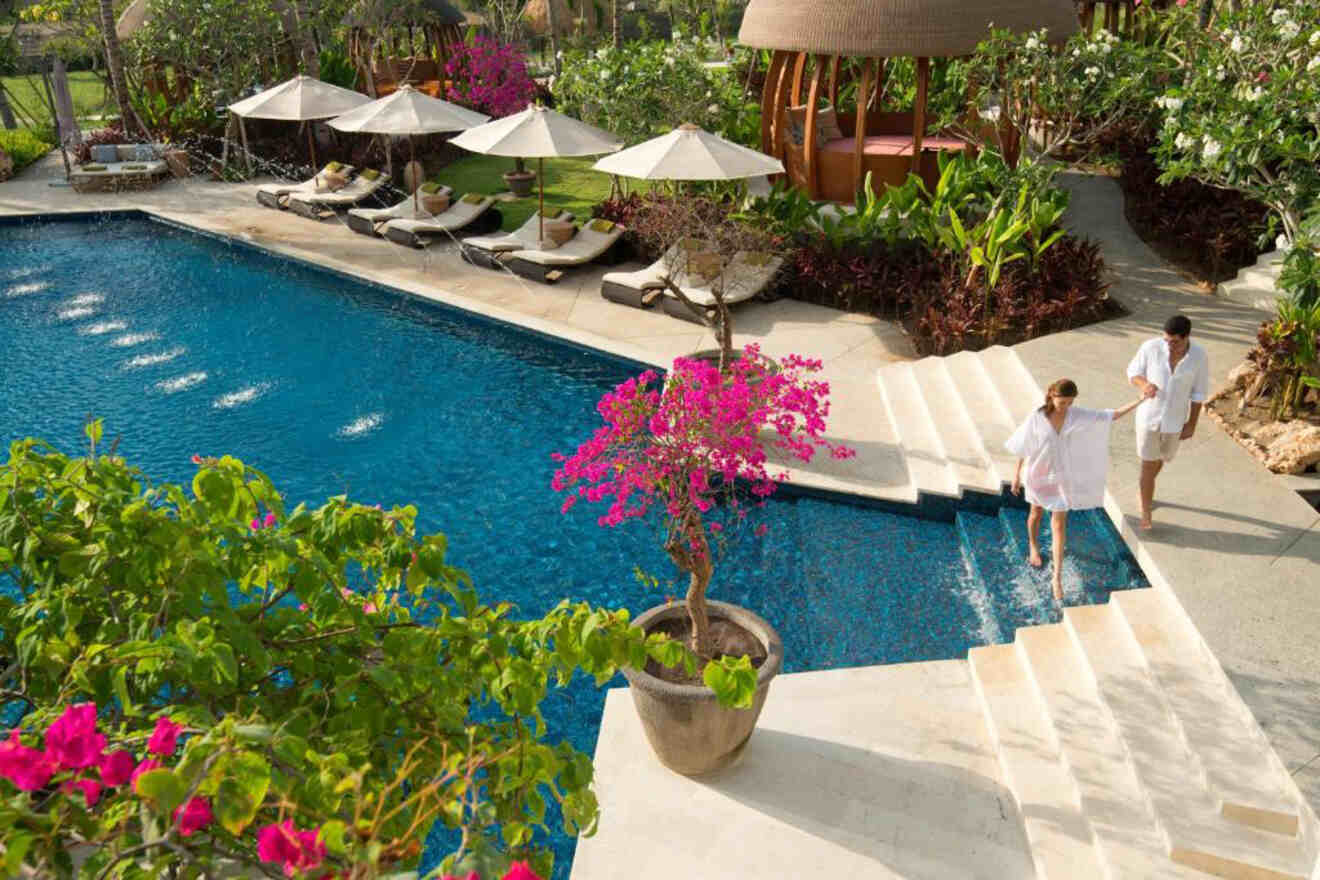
977,345,1043,424
1065,604,1314,880
1015,623,1209,880
875,363,960,497
908,356,1002,494
944,350,1021,486
968,642,1107,879
1112,589,1309,839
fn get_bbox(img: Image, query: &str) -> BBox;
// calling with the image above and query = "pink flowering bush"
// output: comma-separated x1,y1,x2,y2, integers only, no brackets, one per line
445,37,538,119
553,345,853,663
0,421,691,878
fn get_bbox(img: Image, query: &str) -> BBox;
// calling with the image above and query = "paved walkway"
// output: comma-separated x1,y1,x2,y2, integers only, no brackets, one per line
4,155,1319,809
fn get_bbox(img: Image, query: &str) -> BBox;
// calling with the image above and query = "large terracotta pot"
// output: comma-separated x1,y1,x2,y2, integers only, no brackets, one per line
622,600,783,776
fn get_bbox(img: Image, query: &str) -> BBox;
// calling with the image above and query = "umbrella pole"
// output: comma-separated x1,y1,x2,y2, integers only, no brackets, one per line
307,123,317,170
538,156,545,244
411,135,418,213
238,116,253,177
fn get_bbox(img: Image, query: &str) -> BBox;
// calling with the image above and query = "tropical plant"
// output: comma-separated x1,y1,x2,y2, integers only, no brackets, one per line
1151,0,1320,243
1247,296,1320,418
0,127,52,171
0,424,707,879
552,346,854,663
317,39,359,91
445,37,539,119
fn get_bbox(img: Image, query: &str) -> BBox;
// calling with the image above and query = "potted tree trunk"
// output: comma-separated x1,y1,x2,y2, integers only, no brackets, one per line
552,345,853,774
503,156,537,196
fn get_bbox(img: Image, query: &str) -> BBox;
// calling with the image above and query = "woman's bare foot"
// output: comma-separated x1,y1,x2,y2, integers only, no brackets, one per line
1052,576,1064,602
1028,542,1043,568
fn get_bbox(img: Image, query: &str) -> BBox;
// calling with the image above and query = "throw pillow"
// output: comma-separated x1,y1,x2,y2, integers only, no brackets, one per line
786,104,809,146
132,144,158,161
816,105,844,143
587,218,615,234
359,168,381,181
741,251,774,267
688,251,723,282
419,181,443,195
325,161,344,173
462,193,487,205
90,145,119,164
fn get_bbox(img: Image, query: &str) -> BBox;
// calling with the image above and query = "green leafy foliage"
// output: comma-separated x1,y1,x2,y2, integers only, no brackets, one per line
0,429,697,877
0,127,52,172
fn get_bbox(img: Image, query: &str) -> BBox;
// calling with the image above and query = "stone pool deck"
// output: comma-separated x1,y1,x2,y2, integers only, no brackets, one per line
5,156,1320,876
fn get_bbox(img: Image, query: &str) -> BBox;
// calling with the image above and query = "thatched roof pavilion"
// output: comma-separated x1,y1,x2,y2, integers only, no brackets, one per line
345,0,468,96
521,0,599,37
739,0,1078,202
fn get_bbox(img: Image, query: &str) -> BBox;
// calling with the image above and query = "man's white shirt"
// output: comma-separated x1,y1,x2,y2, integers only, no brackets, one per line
1126,337,1210,434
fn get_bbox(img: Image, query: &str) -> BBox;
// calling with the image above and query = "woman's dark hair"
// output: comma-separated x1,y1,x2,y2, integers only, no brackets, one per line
1164,314,1192,337
1040,378,1079,414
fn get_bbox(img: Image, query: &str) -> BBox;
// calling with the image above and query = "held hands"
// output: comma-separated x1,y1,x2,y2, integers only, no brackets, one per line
1141,382,1159,399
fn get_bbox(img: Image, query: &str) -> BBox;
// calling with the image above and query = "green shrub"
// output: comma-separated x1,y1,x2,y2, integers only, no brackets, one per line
0,127,53,173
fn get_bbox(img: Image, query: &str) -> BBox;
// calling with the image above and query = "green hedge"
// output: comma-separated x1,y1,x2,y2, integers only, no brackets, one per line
0,128,54,175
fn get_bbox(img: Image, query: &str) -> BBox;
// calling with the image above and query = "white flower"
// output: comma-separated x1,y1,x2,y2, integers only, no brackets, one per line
1084,65,1101,79
1214,65,1227,81
1202,136,1222,161
1024,36,1041,51
1175,132,1196,150
599,70,609,82
1279,20,1300,41
1155,95,1183,112
1309,55,1320,72
707,103,720,115
1230,35,1245,53
664,56,675,67
1271,8,1290,25
1244,85,1265,101
1072,48,1081,57
1100,42,1112,54
1311,31,1320,46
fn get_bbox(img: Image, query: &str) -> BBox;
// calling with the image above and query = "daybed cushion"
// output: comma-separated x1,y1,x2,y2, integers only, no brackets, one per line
819,135,970,157
90,145,119,164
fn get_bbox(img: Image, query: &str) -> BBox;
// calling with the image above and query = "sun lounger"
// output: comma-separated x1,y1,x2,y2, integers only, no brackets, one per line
345,183,454,236
255,162,355,209
381,194,502,248
459,211,573,269
600,238,711,309
287,169,390,219
501,219,628,284
660,250,785,324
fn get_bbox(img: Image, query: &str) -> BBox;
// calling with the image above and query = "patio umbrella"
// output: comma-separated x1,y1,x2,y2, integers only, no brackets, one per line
228,75,372,170
592,123,784,182
448,104,622,243
328,85,490,211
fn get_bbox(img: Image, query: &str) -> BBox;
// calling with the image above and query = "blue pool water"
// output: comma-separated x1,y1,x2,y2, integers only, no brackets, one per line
0,214,1146,877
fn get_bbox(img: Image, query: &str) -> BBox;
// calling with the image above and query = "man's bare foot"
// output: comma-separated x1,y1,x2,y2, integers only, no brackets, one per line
1028,544,1043,567
1139,513,1153,531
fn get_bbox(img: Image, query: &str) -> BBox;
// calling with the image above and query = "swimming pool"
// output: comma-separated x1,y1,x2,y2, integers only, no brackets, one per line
0,213,1146,877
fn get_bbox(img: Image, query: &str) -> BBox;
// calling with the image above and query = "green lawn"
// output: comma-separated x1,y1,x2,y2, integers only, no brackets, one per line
428,155,615,231
2,70,112,125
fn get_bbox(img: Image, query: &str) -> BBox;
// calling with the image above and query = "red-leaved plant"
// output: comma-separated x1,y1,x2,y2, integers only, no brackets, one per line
552,345,854,659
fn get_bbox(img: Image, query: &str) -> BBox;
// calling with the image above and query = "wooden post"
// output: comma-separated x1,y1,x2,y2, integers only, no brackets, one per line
803,55,827,198
789,52,807,106
768,51,795,164
911,57,929,176
238,115,253,177
827,55,841,108
538,156,545,244
760,50,787,157
852,57,871,201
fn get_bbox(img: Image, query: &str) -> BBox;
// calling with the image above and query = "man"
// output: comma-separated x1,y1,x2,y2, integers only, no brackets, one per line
1126,314,1210,530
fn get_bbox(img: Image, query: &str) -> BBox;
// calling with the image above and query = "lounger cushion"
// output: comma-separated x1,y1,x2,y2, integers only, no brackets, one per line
587,218,615,234
90,145,119,164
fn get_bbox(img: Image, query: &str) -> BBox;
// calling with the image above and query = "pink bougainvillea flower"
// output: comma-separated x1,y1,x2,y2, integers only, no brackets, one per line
440,874,479,880
190,454,202,464
298,603,309,612
363,602,377,613
0,730,56,791
98,749,137,786
44,703,107,770
62,777,102,806
263,511,277,528
130,757,161,787
258,820,326,877
173,796,214,836
146,717,183,756
251,517,263,530
502,862,544,880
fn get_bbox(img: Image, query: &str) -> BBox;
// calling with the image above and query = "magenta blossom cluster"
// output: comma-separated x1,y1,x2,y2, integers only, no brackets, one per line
0,706,211,834
443,862,543,880
552,345,854,546
445,37,538,118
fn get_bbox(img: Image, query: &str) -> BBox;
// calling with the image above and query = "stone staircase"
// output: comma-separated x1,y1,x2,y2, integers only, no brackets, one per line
1218,249,1286,312
876,347,1320,879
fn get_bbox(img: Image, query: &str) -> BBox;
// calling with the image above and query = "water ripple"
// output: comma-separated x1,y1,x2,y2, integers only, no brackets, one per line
57,306,95,320
5,281,51,298
7,265,50,280
122,347,186,369
67,293,106,306
213,383,272,410
155,372,208,393
337,412,383,437
110,332,161,348
80,321,128,336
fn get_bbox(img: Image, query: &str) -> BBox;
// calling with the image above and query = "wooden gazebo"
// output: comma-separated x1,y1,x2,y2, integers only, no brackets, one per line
345,0,467,97
738,0,1078,204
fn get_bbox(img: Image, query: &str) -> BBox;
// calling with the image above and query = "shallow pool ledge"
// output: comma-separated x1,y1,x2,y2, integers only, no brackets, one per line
571,661,1037,880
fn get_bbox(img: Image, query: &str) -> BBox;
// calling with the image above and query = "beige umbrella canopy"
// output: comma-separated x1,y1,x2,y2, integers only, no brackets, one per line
115,0,151,41
593,124,784,181
737,0,1079,58
229,75,372,168
521,0,598,37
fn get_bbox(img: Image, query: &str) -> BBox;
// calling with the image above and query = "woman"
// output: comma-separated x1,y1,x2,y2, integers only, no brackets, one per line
1006,379,1142,602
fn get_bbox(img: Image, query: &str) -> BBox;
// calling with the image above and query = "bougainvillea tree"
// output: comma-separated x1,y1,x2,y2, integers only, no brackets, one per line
0,422,693,878
552,347,854,664
1152,0,1320,244
444,37,539,119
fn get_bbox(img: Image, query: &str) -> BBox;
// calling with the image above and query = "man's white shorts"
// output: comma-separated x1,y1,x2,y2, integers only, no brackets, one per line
1137,427,1181,462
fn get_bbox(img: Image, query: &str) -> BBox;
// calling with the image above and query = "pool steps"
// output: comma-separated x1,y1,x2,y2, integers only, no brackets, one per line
882,347,1319,878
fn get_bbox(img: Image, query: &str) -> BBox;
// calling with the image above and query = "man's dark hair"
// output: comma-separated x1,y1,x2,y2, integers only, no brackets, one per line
1163,314,1192,337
